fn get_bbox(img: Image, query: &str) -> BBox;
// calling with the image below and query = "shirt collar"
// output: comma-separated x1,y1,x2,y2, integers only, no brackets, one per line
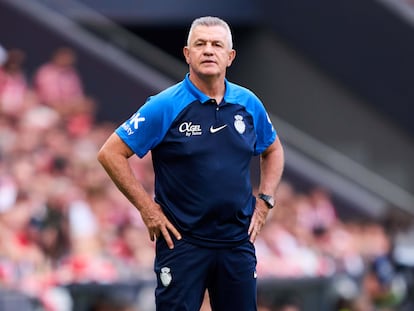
184,73,230,104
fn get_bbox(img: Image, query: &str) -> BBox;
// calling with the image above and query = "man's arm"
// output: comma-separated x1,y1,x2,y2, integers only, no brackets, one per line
248,136,284,242
97,132,181,249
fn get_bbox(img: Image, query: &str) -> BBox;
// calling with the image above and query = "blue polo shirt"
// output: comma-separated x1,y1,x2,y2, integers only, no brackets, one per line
116,74,276,247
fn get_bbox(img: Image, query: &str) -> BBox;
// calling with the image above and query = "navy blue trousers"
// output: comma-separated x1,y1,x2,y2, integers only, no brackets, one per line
154,237,257,311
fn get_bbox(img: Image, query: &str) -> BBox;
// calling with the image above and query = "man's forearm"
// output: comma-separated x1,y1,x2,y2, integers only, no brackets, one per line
97,136,153,212
259,137,284,196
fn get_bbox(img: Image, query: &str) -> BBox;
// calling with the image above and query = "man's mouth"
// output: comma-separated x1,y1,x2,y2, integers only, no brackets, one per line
201,60,216,64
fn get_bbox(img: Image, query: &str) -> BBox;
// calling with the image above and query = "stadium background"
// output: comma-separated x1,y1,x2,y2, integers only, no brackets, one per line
1,0,414,310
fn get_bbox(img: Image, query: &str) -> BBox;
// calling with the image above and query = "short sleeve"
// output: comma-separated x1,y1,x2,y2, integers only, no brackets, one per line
115,97,166,158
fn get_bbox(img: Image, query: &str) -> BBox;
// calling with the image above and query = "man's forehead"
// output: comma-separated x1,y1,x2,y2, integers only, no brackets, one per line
190,25,228,42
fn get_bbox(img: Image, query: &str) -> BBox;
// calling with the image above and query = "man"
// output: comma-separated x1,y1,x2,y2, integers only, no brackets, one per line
98,16,284,311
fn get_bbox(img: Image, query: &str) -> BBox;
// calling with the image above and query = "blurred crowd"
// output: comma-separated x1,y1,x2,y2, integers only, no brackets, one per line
0,44,413,311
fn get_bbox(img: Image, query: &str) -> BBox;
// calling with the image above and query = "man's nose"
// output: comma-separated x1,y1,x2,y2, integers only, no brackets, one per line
203,43,214,54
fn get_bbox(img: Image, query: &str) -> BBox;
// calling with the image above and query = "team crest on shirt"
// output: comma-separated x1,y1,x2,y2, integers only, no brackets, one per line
160,267,172,287
234,115,246,134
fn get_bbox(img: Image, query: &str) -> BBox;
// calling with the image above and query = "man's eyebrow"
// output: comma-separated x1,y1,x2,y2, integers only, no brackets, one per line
193,38,225,44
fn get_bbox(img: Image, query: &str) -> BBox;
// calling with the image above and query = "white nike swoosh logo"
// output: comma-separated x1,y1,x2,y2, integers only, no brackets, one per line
209,124,227,133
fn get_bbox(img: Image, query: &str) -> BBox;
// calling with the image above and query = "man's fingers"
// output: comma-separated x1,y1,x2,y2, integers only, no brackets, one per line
148,230,155,242
160,227,174,249
249,223,260,243
144,210,181,249
248,214,256,235
167,223,182,241
249,229,258,243
249,211,262,243
160,222,182,249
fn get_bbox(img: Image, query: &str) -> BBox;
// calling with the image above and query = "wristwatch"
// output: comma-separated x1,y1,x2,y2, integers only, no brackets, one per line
258,193,275,209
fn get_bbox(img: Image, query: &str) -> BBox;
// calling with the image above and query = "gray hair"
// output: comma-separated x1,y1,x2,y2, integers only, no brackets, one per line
187,16,233,49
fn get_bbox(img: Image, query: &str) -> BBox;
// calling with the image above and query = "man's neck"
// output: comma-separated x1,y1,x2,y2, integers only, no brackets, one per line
189,73,225,104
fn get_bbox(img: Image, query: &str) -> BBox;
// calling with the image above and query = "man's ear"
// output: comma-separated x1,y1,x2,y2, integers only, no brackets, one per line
227,49,236,67
183,46,190,64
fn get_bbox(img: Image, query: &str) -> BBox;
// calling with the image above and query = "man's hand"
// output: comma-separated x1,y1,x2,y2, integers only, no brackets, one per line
249,136,284,243
97,133,182,249
248,199,270,243
140,203,181,249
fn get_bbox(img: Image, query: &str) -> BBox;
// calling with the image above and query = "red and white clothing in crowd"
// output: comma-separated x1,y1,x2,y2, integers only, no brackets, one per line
0,67,28,116
34,62,84,108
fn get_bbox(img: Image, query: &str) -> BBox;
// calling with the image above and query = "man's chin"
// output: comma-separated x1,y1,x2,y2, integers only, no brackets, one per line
197,69,221,78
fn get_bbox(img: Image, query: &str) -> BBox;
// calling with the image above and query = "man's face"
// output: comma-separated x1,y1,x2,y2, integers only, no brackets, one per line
183,25,235,79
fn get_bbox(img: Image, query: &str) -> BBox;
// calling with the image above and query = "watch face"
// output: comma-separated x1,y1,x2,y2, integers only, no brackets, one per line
259,193,274,208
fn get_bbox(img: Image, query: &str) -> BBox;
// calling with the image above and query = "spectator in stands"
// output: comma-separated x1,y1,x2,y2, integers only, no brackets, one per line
0,48,31,119
296,187,337,238
108,221,155,279
34,47,84,110
33,46,96,137
255,184,334,278
0,134,18,214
